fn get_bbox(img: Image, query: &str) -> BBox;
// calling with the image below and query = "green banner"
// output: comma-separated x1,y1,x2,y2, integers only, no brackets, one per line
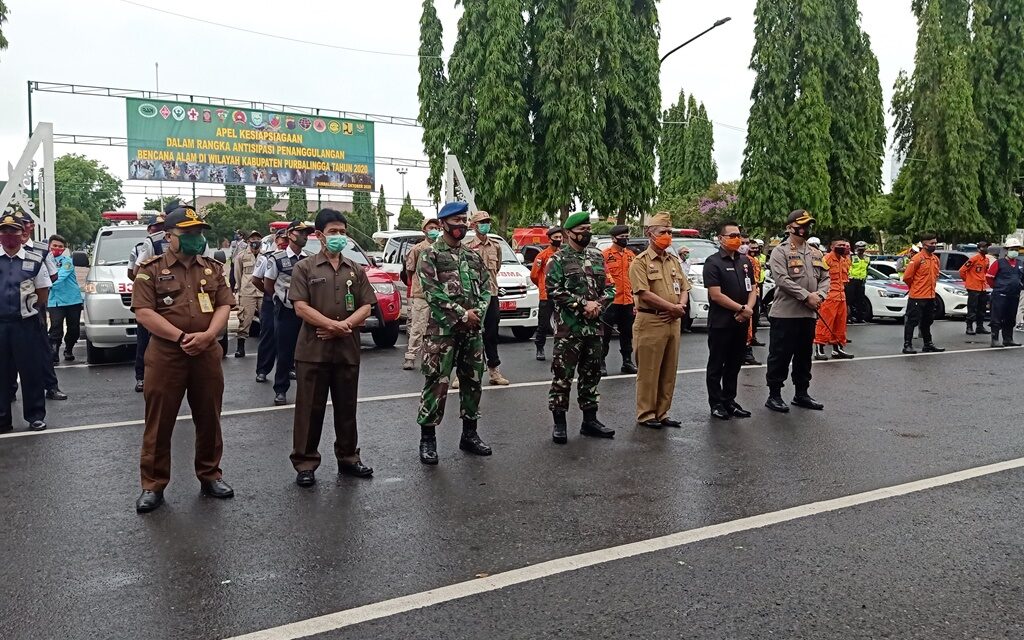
126,98,375,191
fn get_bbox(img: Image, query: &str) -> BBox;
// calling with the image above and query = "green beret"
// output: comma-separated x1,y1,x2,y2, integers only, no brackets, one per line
564,211,590,230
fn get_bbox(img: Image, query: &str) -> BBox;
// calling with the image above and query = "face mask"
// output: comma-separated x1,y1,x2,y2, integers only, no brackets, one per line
652,233,672,251
51,248,65,257
325,235,348,253
426,229,441,241
177,233,207,256
291,234,308,248
791,225,810,238
613,237,628,248
0,234,22,250
249,241,261,251
550,239,562,248
835,247,848,256
722,236,743,252
276,239,288,250
1009,250,1020,259
923,245,936,253
445,222,468,242
477,223,491,235
569,230,592,247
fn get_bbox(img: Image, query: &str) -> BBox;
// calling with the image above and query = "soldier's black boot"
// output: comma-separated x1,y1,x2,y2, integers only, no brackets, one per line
599,360,608,377
765,387,789,413
234,338,246,358
580,408,614,438
620,355,637,374
1004,327,1021,347
991,331,1002,348
551,410,567,444
902,341,917,355
420,425,439,465
535,344,546,361
832,345,855,360
965,322,975,335
976,324,991,334
459,419,493,456
792,388,824,411
922,342,946,353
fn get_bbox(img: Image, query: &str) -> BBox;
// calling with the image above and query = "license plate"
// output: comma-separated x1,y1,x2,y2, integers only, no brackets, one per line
499,300,517,311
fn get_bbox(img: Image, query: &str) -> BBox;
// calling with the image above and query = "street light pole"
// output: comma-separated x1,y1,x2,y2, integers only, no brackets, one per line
396,167,408,198
660,17,732,65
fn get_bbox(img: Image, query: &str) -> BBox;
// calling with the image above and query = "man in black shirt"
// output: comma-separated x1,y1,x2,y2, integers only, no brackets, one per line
703,222,759,420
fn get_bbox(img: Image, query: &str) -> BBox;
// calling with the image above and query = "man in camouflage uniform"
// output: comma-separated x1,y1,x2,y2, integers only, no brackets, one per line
415,201,493,465
545,211,616,444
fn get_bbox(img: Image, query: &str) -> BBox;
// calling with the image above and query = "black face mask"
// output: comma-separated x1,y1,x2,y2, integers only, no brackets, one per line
569,230,592,247
249,241,261,251
444,221,468,242
791,225,810,238
835,247,848,256
291,234,308,248
550,239,562,248
613,237,628,248
923,245,936,253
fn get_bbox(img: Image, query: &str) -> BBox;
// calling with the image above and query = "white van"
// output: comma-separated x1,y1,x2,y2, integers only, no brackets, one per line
374,230,540,339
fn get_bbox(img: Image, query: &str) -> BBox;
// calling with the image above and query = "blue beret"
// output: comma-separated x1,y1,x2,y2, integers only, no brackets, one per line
438,201,469,220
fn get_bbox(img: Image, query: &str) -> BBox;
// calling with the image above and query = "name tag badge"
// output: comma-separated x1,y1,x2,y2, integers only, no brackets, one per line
280,258,291,269
744,277,752,292
309,277,326,285
21,262,35,271
158,275,174,281
345,292,355,311
198,292,214,313
673,281,681,295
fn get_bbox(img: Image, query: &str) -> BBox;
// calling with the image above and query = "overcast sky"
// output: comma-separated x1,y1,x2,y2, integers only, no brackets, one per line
0,0,917,215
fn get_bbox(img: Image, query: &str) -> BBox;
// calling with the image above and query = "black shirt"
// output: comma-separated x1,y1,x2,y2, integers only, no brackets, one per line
702,248,753,329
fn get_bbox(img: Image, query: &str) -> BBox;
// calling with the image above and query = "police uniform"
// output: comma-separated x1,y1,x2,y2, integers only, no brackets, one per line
0,214,51,432
465,212,509,385
415,201,493,464
288,245,376,481
130,206,235,513
14,213,65,400
253,237,280,381
129,226,168,390
262,221,312,404
847,244,870,323
231,231,263,357
765,210,830,412
629,223,690,427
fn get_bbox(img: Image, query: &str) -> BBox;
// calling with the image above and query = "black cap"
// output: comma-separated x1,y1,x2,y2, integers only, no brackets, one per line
546,226,563,237
286,220,313,232
786,210,815,225
163,206,210,230
609,225,629,237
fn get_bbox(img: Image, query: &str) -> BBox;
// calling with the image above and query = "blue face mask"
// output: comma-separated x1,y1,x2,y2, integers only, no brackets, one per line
477,223,491,235
325,235,348,254
1008,250,1019,259
427,229,441,241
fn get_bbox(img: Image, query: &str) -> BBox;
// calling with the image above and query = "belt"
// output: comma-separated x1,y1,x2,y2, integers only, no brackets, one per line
637,308,659,315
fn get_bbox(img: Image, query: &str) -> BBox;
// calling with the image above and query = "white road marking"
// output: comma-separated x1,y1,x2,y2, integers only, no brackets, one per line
1,345,1016,440
222,455,1024,640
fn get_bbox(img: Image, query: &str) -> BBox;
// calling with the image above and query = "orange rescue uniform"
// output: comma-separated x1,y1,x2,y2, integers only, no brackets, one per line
531,245,557,301
602,244,635,306
903,251,940,299
959,253,989,292
814,252,850,346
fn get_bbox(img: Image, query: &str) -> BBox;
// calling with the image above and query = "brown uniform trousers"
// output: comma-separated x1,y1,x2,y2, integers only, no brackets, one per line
629,247,691,423
236,295,259,338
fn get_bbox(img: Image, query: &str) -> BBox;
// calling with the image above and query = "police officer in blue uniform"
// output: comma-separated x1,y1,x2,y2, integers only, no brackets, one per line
260,221,312,405
128,209,168,393
0,213,51,432
253,228,286,383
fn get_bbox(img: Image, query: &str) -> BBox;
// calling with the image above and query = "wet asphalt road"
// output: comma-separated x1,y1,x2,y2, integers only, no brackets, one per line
2,318,1023,639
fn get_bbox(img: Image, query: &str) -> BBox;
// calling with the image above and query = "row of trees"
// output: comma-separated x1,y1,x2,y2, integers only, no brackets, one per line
654,90,720,227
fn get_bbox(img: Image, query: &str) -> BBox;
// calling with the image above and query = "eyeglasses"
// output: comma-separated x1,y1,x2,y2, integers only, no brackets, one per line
721,232,742,239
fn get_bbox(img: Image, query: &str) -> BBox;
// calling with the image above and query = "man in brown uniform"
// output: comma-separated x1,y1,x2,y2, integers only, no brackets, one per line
131,205,235,513
465,211,510,385
629,212,690,429
289,209,376,487
231,229,263,358
402,217,441,370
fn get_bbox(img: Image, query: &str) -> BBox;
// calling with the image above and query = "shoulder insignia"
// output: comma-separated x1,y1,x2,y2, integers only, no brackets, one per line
139,255,162,267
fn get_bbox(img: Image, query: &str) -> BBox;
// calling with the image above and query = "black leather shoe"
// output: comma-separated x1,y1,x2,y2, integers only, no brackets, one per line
710,406,731,420
234,339,246,358
134,379,144,393
419,438,439,465
637,419,663,429
792,394,824,411
621,362,638,374
28,420,46,431
339,460,374,478
660,417,682,428
45,389,68,401
976,326,991,334
765,396,790,413
902,344,917,354
200,479,235,499
135,490,164,513
274,393,288,406
728,403,752,418
295,470,316,487
580,409,614,438
1004,341,1022,347
459,431,493,456
255,373,268,383
535,345,546,361
751,338,765,347
922,343,945,353
289,369,296,380
966,327,976,335
63,352,75,362
551,411,567,444
599,362,608,377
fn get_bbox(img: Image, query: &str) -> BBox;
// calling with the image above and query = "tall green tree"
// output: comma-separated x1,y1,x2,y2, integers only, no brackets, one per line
375,185,388,231
347,191,376,247
253,186,279,212
53,154,125,241
681,100,718,196
446,0,486,195
142,196,178,212
224,184,247,208
418,0,448,205
55,207,100,248
658,89,688,200
285,186,308,220
397,193,425,229
0,1,9,54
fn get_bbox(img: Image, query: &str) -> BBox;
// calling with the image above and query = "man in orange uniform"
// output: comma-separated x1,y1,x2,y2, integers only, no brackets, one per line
813,239,854,360
902,232,945,354
531,226,562,361
600,225,637,376
959,241,991,335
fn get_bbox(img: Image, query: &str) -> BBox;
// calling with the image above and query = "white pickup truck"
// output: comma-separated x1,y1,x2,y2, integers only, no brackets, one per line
373,230,541,339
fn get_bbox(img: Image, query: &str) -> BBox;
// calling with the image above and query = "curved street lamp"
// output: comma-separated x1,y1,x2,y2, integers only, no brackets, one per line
660,17,732,65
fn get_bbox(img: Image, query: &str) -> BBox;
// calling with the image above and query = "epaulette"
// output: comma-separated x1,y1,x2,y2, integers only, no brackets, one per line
139,255,162,267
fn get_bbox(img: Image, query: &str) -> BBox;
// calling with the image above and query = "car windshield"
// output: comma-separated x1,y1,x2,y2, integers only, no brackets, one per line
674,240,718,264
95,229,148,266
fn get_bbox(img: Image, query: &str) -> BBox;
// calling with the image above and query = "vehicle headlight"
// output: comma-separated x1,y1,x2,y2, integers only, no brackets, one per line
371,282,396,295
689,274,703,287
85,281,115,294
874,288,905,298
940,285,968,297
527,283,538,292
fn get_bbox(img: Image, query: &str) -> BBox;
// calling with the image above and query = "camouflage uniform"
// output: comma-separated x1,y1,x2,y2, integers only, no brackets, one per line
416,239,492,427
545,244,615,411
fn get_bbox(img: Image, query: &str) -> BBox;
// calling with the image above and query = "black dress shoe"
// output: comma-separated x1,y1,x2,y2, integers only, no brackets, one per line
637,419,663,429
792,394,824,410
135,490,164,513
28,420,46,431
599,362,608,377
255,373,268,383
922,343,945,353
1005,341,1022,347
535,345,546,361
419,438,439,465
966,328,976,335
902,345,917,354
134,379,144,393
45,389,68,401
751,338,765,347
339,460,374,478
200,479,235,499
295,470,316,487
64,352,75,362
765,396,790,413
660,417,682,428
580,409,614,438
976,326,991,334
621,361,638,374
711,406,731,420
728,403,752,418
274,393,288,406
459,431,493,455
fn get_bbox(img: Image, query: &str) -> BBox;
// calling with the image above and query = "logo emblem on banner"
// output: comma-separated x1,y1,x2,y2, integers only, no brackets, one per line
159,105,171,119
298,117,312,131
313,119,326,133
138,103,158,118
187,108,199,122
216,109,228,123
250,112,265,128
202,109,212,123
356,123,366,134
171,105,187,121
268,115,281,131
342,122,353,135
328,121,341,134
232,110,247,124
284,116,296,130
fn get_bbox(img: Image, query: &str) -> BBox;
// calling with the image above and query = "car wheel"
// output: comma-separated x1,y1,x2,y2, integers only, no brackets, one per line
933,296,946,320
510,326,536,341
372,321,401,348
86,339,107,365
858,298,873,323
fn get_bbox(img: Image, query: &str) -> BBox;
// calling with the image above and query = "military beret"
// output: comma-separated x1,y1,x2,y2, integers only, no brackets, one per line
563,211,590,230
438,201,469,220
609,225,629,237
646,212,672,228
786,209,816,225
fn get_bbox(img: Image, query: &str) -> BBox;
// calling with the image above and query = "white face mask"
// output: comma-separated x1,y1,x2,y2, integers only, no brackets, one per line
738,244,750,255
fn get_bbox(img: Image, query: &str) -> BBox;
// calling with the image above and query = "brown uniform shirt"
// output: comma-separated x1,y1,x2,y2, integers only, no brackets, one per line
288,251,376,365
405,239,432,300
131,252,234,338
233,249,261,299
465,235,501,296
629,246,691,309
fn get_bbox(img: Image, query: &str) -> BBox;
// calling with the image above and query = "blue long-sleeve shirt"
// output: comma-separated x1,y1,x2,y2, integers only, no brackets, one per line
47,254,83,307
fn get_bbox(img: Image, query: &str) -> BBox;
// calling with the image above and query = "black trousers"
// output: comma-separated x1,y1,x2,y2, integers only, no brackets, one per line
904,298,936,344
256,295,277,376
846,280,867,322
602,303,634,361
274,303,300,395
991,292,1020,341
765,317,815,393
0,318,46,426
483,295,500,368
134,324,150,381
47,303,82,354
707,323,747,408
535,299,555,348
966,290,990,328
751,289,762,335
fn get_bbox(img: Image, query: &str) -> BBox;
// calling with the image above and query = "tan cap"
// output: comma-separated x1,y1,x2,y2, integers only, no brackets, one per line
471,211,492,224
646,212,672,228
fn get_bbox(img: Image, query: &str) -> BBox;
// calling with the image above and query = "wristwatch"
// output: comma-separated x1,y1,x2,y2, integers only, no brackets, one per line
177,331,186,345
460,310,471,323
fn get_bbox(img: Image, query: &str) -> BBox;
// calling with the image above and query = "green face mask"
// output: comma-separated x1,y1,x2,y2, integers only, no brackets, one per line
427,229,441,241
325,235,348,253
177,233,207,256
478,223,491,235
